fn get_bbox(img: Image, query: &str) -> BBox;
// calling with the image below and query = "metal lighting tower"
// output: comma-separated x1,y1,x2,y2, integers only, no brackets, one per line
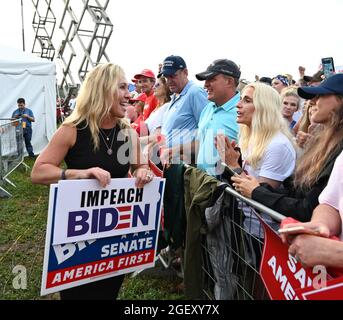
30,0,113,97
31,0,56,60
77,0,113,81
58,0,113,96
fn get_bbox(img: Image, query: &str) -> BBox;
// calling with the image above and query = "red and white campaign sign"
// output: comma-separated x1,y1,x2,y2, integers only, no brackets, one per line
258,214,343,300
335,65,343,73
295,276,343,300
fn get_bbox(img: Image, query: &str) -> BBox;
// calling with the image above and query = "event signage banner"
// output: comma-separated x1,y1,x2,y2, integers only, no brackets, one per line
41,178,165,296
336,65,343,73
295,276,343,300
258,214,343,300
53,179,162,245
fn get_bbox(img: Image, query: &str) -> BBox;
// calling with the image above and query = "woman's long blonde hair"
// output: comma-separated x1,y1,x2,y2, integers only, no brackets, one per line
64,63,129,150
294,95,343,189
239,82,295,168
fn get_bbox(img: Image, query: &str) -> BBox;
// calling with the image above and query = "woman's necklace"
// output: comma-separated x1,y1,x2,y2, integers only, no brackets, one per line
99,127,116,155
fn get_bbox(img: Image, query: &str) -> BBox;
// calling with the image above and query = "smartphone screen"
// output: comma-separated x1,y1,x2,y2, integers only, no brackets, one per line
321,57,335,79
221,162,240,177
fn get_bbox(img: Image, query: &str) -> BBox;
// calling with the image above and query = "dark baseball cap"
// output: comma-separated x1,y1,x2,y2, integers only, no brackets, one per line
157,55,187,78
259,77,272,85
297,73,343,100
196,59,241,81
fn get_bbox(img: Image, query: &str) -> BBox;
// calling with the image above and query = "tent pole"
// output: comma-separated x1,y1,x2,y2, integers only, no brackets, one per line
21,0,25,51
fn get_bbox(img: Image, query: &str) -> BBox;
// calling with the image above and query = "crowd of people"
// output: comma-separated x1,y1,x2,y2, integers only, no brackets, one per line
30,55,343,299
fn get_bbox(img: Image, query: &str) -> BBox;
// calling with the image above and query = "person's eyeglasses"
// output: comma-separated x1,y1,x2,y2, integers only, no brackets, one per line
154,83,161,89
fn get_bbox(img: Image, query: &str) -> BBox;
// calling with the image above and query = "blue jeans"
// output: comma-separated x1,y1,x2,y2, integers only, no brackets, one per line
23,127,34,156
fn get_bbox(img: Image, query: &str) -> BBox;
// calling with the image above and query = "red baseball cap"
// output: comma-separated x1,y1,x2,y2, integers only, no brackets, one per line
131,78,138,83
129,93,147,103
134,69,156,80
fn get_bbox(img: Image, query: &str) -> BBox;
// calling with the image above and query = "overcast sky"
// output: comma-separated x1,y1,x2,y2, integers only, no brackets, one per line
0,0,342,85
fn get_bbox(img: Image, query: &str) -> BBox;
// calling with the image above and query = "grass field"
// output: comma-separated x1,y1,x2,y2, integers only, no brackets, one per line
0,157,184,300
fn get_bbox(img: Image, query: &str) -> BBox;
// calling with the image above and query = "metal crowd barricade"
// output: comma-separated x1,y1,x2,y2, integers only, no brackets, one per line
201,183,286,300
0,119,25,197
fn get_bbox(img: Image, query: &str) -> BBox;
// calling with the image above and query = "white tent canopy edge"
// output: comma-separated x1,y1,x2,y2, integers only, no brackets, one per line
0,45,56,155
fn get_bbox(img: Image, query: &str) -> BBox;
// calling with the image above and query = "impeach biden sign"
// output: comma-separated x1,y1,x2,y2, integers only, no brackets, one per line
41,178,165,295
53,179,162,245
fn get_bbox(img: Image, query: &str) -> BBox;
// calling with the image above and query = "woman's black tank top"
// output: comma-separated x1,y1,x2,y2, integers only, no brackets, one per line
65,123,130,178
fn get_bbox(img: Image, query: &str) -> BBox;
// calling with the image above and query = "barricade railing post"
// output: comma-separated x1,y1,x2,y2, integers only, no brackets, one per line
0,119,26,198
190,167,287,300
224,185,285,222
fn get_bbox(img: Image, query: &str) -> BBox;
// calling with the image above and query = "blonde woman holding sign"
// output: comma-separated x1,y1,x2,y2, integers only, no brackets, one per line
31,63,153,300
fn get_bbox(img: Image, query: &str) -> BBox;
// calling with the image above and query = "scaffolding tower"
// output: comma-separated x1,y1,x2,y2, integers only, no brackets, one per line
31,0,56,61
31,0,113,97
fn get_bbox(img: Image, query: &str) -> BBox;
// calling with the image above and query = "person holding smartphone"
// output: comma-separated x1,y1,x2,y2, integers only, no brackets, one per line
282,149,343,268
11,97,35,158
321,57,335,79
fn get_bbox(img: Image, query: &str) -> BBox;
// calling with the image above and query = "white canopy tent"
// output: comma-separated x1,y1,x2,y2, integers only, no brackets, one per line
0,45,56,155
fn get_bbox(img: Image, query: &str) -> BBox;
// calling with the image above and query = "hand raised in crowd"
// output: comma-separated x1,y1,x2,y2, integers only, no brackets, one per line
132,166,154,188
214,134,241,168
231,174,260,198
295,130,311,149
298,66,305,77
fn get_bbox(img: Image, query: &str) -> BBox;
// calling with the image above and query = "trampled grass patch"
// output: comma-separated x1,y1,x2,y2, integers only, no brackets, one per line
119,273,184,300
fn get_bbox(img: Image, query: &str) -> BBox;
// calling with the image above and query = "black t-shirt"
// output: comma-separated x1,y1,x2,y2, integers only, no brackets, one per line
65,123,130,178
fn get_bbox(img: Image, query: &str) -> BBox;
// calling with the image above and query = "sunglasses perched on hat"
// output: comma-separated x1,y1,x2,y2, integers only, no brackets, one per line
196,59,241,81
